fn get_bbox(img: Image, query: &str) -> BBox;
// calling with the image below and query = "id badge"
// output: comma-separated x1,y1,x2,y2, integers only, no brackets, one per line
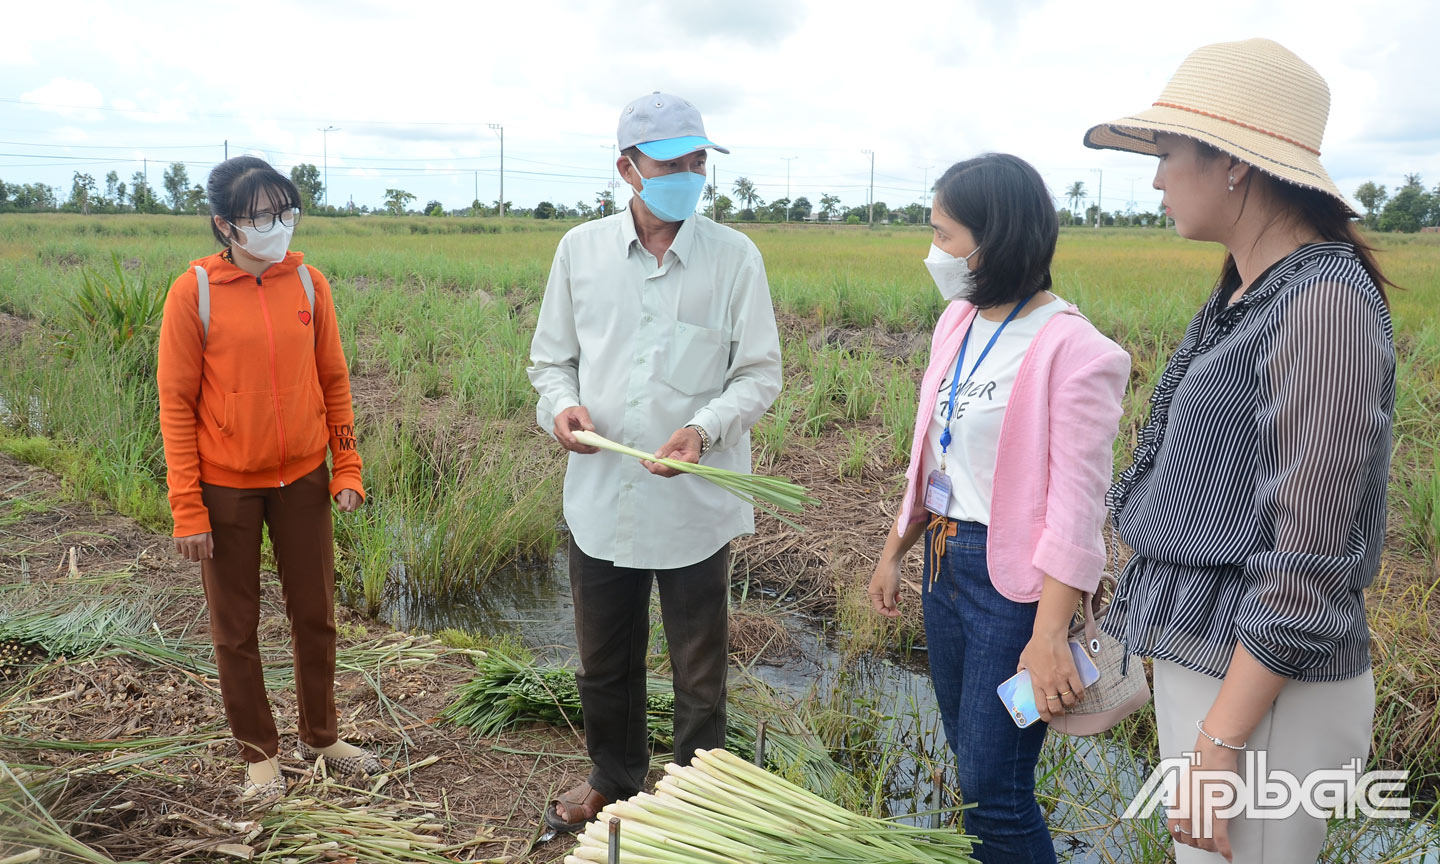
924,469,952,516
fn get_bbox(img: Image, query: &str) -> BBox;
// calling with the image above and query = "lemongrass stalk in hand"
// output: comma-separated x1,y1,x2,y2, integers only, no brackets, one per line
570,429,818,529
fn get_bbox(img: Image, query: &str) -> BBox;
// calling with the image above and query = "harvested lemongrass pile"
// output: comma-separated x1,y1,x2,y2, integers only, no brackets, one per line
571,430,818,529
566,748,978,864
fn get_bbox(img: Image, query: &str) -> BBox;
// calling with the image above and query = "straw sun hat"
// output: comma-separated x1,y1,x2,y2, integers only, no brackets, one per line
1084,38,1358,216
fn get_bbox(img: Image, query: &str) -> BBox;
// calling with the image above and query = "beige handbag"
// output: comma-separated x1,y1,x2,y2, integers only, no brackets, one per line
1048,533,1151,736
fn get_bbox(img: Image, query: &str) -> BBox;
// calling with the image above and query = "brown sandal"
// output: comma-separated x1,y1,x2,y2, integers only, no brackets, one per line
544,781,609,833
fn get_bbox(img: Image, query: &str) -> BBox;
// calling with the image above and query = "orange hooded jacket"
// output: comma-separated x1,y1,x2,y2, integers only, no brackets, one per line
157,249,364,538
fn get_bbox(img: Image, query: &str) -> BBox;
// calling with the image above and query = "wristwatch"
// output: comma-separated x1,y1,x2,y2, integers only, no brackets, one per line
685,424,711,457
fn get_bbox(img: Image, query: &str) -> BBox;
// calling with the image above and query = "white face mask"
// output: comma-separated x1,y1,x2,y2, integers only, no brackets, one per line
230,221,294,264
924,242,980,302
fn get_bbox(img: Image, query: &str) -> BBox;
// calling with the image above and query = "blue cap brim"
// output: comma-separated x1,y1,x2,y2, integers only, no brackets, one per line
635,136,730,160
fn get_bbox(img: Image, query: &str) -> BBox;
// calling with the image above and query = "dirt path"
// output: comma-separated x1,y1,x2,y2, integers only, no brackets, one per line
0,454,584,863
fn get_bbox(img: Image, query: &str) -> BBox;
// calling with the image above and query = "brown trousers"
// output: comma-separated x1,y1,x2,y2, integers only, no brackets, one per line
568,537,730,803
200,463,338,763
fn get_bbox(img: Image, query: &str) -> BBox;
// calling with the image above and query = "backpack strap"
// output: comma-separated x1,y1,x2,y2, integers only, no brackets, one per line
297,263,316,317
196,263,316,348
194,265,211,345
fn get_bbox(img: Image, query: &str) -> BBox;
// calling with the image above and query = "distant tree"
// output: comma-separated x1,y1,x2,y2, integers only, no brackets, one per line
0,180,9,208
1354,181,1387,228
596,189,615,216
383,188,416,215
69,172,97,214
898,202,924,224
1379,175,1432,232
575,200,594,219
468,198,489,217
764,197,791,221
14,183,58,210
818,194,841,221
162,162,191,211
712,194,734,221
738,207,756,222
492,199,512,216
789,196,812,221
115,180,127,210
130,171,158,213
869,201,890,223
184,184,207,212
731,177,762,211
290,163,324,212
103,171,121,208
534,201,556,219
424,200,444,216
703,183,717,206
1066,181,1086,217
1085,203,1100,227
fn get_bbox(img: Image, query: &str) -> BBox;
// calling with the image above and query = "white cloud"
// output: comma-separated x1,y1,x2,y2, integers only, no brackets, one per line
2,0,1436,210
20,78,104,118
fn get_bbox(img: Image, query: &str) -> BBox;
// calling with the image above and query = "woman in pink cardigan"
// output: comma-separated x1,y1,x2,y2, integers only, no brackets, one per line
868,153,1130,863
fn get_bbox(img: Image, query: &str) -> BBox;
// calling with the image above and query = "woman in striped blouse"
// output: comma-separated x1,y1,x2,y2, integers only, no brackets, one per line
1085,40,1395,863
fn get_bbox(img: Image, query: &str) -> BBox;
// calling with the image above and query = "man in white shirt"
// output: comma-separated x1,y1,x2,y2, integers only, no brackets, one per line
528,92,783,832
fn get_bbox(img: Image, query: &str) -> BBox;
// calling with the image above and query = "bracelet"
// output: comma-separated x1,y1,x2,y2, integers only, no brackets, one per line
685,424,711,457
1195,719,1247,751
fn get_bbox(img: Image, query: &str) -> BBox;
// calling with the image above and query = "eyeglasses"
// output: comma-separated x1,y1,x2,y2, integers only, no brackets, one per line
231,207,300,233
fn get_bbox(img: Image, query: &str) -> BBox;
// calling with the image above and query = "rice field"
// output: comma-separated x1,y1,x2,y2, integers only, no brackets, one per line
1,213,1438,861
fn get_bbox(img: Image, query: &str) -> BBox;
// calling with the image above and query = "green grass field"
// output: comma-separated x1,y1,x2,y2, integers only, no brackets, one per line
1,213,1438,861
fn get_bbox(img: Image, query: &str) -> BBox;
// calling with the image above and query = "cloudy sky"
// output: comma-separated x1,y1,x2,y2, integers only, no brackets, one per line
3,0,1436,215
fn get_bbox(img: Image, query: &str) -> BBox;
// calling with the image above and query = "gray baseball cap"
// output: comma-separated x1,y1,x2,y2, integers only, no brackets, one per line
617,91,729,160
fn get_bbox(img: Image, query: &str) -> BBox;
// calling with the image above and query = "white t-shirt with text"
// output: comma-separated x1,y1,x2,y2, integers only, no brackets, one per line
924,296,1069,525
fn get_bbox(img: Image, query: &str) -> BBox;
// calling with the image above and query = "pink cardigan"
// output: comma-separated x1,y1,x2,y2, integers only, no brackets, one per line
895,300,1131,603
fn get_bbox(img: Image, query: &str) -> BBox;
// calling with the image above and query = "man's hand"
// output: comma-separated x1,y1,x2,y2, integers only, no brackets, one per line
175,532,213,562
643,427,702,477
335,489,362,512
554,406,599,454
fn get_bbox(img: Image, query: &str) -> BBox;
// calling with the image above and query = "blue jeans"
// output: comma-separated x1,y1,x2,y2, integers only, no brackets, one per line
922,519,1055,864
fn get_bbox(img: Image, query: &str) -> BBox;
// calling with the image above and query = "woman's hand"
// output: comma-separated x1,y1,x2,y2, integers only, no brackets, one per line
1018,630,1085,722
1167,738,1240,861
867,555,903,618
334,489,361,512
175,532,213,562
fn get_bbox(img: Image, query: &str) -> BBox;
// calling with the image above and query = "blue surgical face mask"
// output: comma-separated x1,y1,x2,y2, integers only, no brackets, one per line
627,156,706,222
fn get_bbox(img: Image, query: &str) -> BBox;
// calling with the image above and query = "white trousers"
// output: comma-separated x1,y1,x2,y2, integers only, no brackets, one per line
1152,659,1375,864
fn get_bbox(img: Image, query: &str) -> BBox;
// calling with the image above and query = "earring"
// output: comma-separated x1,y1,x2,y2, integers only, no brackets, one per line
1228,175,1235,192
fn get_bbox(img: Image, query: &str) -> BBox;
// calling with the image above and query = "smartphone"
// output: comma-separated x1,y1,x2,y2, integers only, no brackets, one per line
996,642,1102,728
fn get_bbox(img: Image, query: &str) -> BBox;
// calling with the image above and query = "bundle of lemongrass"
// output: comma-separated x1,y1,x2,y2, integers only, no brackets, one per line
566,748,978,864
571,430,818,529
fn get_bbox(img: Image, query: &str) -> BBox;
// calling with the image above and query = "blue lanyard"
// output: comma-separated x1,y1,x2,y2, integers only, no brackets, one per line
939,294,1032,456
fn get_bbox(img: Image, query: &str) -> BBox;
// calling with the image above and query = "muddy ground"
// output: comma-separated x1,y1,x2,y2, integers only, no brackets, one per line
0,453,591,863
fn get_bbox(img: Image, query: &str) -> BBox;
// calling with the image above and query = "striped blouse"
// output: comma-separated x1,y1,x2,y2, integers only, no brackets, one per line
1102,242,1395,682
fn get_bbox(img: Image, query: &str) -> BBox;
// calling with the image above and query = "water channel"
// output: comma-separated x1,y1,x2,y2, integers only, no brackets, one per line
355,553,1435,863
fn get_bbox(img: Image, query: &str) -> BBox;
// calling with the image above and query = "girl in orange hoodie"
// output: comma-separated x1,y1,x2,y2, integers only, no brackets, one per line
157,156,376,802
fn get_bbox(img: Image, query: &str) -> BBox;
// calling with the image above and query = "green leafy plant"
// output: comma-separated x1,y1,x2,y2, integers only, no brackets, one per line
59,253,168,356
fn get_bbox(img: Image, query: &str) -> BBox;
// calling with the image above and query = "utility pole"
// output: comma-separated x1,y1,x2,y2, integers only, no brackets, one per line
1091,167,1103,228
488,123,504,217
781,156,798,221
224,140,228,160
919,164,935,223
712,163,718,221
862,149,875,226
600,144,616,215
317,125,339,209
474,171,478,207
